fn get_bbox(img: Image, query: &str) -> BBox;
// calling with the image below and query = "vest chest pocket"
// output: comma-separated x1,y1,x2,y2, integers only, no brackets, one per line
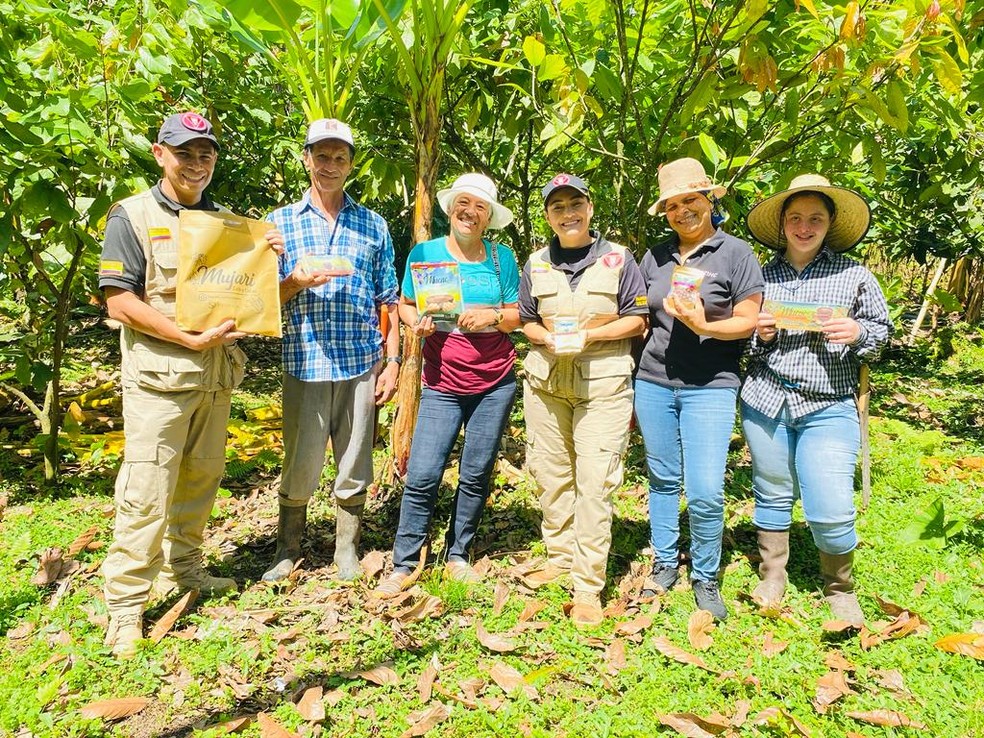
148,248,179,296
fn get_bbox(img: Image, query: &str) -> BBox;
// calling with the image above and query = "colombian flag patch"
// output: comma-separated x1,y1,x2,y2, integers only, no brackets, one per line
99,260,124,277
149,227,171,243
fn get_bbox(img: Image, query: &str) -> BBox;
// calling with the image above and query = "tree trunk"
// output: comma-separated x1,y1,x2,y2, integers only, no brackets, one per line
390,89,443,479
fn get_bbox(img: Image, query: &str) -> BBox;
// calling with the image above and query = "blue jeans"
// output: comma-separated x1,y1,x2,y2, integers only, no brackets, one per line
391,374,516,571
740,399,860,555
634,379,738,582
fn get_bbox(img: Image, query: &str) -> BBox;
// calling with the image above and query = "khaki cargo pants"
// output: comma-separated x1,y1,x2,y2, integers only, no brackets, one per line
102,382,231,617
524,377,634,595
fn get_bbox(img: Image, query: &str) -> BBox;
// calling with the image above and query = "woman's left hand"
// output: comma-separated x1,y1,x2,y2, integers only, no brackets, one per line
821,317,861,345
458,307,497,332
663,294,708,334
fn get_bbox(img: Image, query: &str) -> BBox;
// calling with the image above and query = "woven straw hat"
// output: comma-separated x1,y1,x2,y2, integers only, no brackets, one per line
437,173,514,230
746,174,871,252
648,157,727,215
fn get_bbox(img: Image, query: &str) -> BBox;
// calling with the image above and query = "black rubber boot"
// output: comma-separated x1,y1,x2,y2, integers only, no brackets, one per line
261,504,307,582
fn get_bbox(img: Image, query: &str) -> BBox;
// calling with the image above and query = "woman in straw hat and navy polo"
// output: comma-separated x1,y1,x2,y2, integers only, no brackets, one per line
741,175,892,626
635,158,764,621
375,173,521,596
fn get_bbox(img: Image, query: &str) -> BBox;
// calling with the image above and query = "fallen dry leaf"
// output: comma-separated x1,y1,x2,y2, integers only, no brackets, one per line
492,581,510,616
687,610,715,651
933,570,950,584
488,660,538,700
256,712,299,737
651,636,716,673
657,713,716,738
399,702,451,738
211,715,252,733
874,669,907,693
148,590,198,644
476,620,517,653
813,670,854,714
761,631,788,658
360,550,386,580
7,621,36,640
78,697,149,721
459,677,485,702
911,579,928,598
821,619,858,633
31,548,65,586
295,686,325,722
934,632,984,660
750,707,812,736
846,709,927,729
392,594,444,623
614,614,653,637
325,688,345,706
824,652,855,671
66,526,99,557
417,654,440,702
348,662,400,686
605,639,627,674
517,599,546,623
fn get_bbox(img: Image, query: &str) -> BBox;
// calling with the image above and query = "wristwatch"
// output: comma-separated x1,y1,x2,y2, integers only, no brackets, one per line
492,307,504,326
385,355,402,365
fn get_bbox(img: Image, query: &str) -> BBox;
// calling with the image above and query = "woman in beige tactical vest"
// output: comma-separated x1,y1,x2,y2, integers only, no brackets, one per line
518,174,649,627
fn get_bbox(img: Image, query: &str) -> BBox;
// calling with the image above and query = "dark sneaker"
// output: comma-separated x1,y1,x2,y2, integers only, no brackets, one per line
641,563,679,597
693,579,729,622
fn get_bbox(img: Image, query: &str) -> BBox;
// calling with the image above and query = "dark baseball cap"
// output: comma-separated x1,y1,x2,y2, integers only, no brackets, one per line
157,112,220,149
541,173,590,205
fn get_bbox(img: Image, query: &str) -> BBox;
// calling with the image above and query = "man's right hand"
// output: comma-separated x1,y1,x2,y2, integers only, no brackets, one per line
184,319,246,351
290,264,334,289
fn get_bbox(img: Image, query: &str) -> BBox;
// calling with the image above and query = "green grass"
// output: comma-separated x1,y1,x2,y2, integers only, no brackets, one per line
1,329,982,737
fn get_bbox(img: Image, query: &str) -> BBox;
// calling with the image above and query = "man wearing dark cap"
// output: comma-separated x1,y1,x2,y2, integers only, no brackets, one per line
98,112,283,658
260,118,400,583
519,173,648,627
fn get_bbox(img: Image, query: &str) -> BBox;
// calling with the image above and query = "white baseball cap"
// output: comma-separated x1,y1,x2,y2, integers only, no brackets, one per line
305,118,355,151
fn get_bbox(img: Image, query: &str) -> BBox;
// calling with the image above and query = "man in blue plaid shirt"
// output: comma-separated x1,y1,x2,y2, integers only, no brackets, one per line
262,119,401,582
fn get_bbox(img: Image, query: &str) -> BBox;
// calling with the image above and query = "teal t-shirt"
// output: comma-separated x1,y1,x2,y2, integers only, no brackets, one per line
401,236,520,309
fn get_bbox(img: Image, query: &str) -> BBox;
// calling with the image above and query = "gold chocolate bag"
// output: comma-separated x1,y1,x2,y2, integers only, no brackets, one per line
176,210,282,338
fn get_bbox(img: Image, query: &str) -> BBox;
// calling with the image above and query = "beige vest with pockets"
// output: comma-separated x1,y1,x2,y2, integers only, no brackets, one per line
524,244,635,399
115,190,245,392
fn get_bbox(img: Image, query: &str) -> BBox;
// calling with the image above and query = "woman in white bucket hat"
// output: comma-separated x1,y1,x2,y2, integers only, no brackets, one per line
634,157,765,622
376,173,521,595
740,175,892,627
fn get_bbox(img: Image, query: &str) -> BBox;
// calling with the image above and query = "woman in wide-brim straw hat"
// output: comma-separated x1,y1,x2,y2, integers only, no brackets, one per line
740,174,893,627
375,173,522,596
634,157,765,622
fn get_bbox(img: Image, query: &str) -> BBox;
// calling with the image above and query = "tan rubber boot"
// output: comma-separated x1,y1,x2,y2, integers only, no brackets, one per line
333,501,364,581
105,613,143,659
262,504,307,582
819,550,864,627
752,529,789,607
570,591,604,627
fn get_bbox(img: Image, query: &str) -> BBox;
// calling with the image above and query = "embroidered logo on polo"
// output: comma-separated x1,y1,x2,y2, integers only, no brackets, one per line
181,113,208,132
601,252,623,269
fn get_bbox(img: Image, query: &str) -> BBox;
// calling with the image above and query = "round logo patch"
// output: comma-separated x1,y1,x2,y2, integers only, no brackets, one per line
552,174,570,186
602,252,624,269
181,112,209,132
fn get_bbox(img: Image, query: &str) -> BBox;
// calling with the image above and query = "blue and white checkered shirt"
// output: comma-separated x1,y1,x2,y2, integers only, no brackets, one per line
268,190,399,382
741,247,893,419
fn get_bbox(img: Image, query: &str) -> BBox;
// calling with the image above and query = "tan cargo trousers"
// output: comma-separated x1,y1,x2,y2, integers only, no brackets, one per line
524,379,634,595
102,382,231,616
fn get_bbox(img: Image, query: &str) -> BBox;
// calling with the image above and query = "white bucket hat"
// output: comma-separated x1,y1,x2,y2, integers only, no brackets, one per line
648,157,727,215
746,174,871,252
437,173,514,230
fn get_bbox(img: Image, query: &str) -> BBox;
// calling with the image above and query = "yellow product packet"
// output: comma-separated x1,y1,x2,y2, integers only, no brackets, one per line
176,210,282,338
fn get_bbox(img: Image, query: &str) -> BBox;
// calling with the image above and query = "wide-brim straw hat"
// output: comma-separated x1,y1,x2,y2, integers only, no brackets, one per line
648,157,727,215
437,172,514,230
746,174,871,252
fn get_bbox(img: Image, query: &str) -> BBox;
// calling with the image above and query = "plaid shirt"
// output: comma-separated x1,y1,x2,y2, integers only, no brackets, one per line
741,247,893,419
268,190,398,382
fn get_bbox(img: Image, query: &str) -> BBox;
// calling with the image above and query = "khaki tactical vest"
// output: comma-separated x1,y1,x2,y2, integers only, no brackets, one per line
524,243,635,398
114,190,245,392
